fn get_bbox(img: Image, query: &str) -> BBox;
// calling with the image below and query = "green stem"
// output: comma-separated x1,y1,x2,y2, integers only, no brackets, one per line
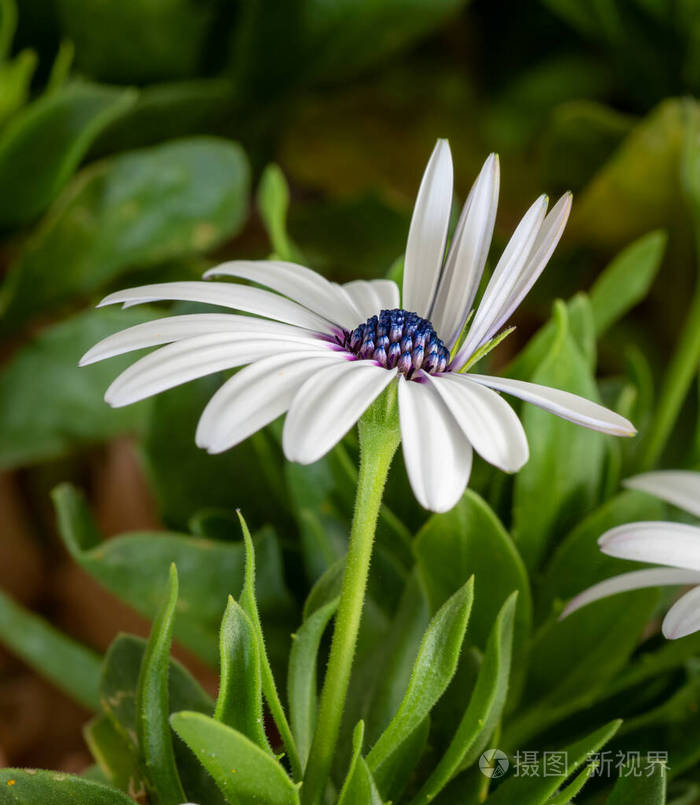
301,387,400,805
638,282,700,471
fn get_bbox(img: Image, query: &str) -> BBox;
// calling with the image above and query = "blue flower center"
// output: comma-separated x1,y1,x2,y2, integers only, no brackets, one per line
345,308,450,377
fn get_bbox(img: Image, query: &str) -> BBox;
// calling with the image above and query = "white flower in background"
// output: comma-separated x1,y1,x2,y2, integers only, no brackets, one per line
81,140,634,512
562,471,700,639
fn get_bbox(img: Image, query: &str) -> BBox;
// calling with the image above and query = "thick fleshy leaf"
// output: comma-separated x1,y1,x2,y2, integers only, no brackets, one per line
2,138,250,329
84,715,145,798
287,598,339,768
0,81,135,228
606,758,667,805
283,361,397,465
136,565,187,804
0,308,156,469
0,587,101,711
337,722,384,805
214,596,270,751
0,770,134,804
411,593,517,805
367,578,473,796
170,712,301,805
402,139,453,317
625,471,700,518
398,377,473,513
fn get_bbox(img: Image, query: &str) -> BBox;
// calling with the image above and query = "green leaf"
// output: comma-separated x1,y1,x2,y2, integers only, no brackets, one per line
237,511,302,780
136,564,187,804
0,308,156,469
486,720,622,805
367,578,474,795
0,586,101,711
214,595,270,752
170,711,301,805
414,489,531,692
99,634,224,805
1,136,250,328
287,597,339,768
84,715,146,797
512,300,607,571
607,759,667,805
257,163,303,261
545,763,597,805
0,769,134,804
0,43,37,130
411,593,517,805
53,483,293,666
589,230,667,336
337,722,384,805
0,81,135,228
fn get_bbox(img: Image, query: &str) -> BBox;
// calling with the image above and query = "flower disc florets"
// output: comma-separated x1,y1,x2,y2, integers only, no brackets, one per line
345,308,450,377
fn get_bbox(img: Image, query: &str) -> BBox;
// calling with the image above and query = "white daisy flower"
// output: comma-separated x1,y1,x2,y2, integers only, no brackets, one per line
81,140,634,513
561,471,700,639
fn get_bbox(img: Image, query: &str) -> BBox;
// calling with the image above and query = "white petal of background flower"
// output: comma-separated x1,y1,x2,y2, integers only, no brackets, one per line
402,139,453,317
342,279,400,319
398,377,473,513
203,259,361,330
599,522,700,571
283,361,398,464
430,153,499,349
662,585,700,639
80,314,313,365
624,471,700,519
455,194,547,363
98,282,334,331
426,373,528,472
196,351,346,453
467,374,636,436
560,567,700,619
105,332,330,406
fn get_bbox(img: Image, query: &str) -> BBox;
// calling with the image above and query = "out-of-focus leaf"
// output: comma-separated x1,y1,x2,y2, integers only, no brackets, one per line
214,596,270,752
606,758,667,804
288,597,338,768
411,594,517,805
367,579,473,798
0,587,101,710
84,715,146,798
589,230,667,336
487,721,622,805
257,163,304,261
1,137,250,327
170,712,301,804
0,308,156,469
55,0,216,83
136,565,187,804
0,770,134,803
53,483,294,667
414,490,531,686
0,30,37,128
542,100,635,190
46,39,75,95
512,300,607,570
99,634,225,805
337,722,383,805
0,82,135,229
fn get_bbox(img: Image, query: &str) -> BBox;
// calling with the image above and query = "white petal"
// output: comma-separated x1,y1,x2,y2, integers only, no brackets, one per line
560,568,700,619
662,586,700,639
478,193,572,346
203,260,360,329
426,373,528,472
430,154,499,348
80,314,312,366
283,361,397,464
600,521,700,571
467,374,636,437
453,195,547,366
98,282,334,333
105,332,330,407
624,471,700,519
196,351,346,453
342,279,400,320
402,140,453,317
398,376,473,513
